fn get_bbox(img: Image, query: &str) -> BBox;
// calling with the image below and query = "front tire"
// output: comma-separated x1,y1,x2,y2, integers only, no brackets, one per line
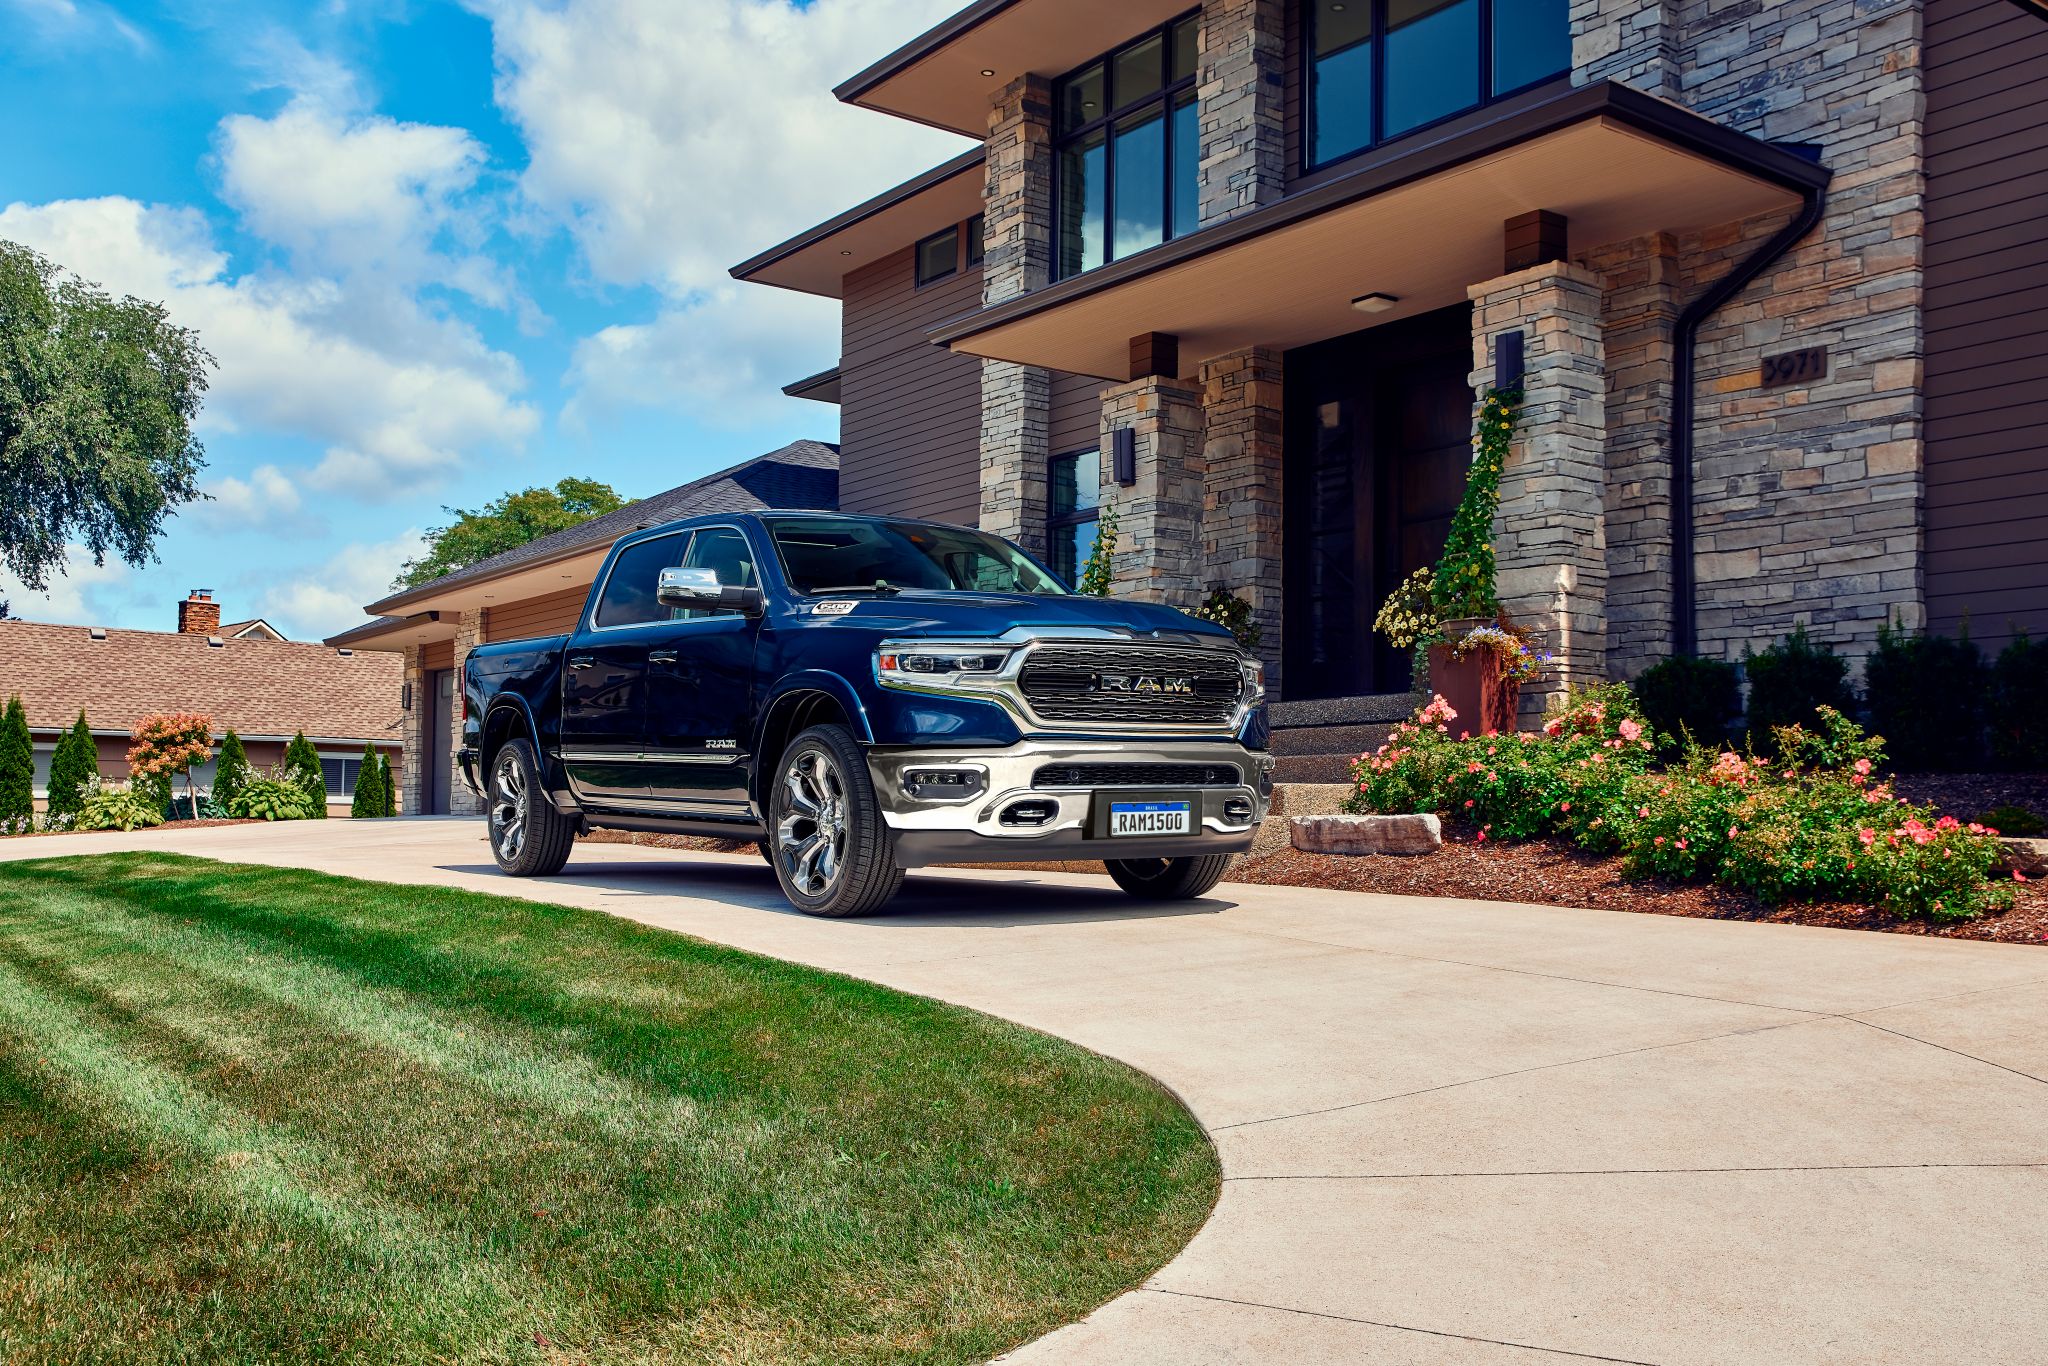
488,739,574,877
1105,854,1233,901
768,725,904,917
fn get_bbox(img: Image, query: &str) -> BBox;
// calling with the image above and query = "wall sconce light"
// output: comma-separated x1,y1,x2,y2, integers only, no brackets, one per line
1495,329,1525,390
402,682,414,712
1351,292,1399,314
1113,427,1137,486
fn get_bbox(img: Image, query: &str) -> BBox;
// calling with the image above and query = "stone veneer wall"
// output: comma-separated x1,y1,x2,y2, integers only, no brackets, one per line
978,75,1056,552
1198,347,1286,691
399,643,425,817
1197,0,1285,226
447,611,483,816
1098,377,1208,608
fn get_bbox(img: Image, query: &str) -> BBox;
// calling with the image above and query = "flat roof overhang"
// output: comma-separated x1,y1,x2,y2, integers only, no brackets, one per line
836,0,1191,137
323,614,456,652
784,366,843,404
363,543,613,623
731,148,982,299
929,84,1832,380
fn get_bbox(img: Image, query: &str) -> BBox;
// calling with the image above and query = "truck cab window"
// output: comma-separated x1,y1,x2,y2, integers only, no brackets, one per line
673,527,758,620
593,533,688,629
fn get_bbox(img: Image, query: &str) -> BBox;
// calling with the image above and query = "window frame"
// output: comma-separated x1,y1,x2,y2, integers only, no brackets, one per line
1051,9,1203,281
587,529,691,632
914,225,961,286
1303,0,1571,176
965,212,985,267
1047,448,1104,587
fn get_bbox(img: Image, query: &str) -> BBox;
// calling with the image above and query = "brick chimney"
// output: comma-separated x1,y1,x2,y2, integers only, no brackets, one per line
178,589,221,636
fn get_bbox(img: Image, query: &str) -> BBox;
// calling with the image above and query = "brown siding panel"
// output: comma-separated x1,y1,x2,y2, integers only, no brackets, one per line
1921,0,2048,650
420,641,455,673
481,585,587,643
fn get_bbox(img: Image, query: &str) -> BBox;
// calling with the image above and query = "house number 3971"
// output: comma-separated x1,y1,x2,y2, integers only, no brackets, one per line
1761,346,1828,389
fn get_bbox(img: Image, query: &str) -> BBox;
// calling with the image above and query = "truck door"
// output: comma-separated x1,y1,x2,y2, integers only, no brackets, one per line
560,530,691,805
641,524,762,811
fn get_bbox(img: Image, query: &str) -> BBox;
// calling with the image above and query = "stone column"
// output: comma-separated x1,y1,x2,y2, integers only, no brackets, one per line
1468,262,1610,715
978,74,1055,551
1198,0,1285,227
400,643,425,817
448,612,484,816
1099,376,1207,609
1199,347,1286,692
1570,0,1680,98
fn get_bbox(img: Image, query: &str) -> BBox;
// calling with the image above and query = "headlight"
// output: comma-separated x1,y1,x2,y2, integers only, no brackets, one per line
1240,657,1266,704
877,642,1017,691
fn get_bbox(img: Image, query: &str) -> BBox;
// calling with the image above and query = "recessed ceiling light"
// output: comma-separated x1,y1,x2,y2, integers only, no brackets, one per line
840,249,853,255
980,68,995,77
1351,291,1399,313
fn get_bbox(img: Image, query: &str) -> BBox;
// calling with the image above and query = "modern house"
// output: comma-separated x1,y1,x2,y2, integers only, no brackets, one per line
730,0,2047,755
328,440,840,815
0,591,403,813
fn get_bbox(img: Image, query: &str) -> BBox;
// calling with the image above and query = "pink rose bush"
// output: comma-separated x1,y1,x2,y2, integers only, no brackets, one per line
1350,693,2016,922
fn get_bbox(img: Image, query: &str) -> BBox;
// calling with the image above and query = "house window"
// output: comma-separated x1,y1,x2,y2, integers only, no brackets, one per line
1054,12,1202,279
1048,450,1102,586
319,755,370,799
965,213,985,267
915,226,959,285
1307,0,1569,170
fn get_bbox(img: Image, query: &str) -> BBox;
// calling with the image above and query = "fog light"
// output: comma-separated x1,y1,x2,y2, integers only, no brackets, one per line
903,768,987,801
1000,799,1058,828
1223,796,1256,824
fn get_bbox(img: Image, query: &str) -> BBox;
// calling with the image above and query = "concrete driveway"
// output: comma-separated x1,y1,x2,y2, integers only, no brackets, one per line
7,818,2046,1364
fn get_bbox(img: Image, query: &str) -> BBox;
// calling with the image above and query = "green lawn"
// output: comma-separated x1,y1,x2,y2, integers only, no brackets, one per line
0,854,1216,1365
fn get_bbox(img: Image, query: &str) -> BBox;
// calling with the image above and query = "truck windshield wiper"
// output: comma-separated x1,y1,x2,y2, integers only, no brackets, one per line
809,581,902,597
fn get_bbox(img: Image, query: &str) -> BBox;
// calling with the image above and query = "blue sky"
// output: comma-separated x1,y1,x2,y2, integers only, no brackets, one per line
0,0,969,637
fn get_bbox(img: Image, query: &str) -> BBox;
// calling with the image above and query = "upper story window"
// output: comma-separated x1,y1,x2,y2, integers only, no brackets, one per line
915,225,960,285
1307,0,1570,171
965,213,985,267
1054,12,1202,280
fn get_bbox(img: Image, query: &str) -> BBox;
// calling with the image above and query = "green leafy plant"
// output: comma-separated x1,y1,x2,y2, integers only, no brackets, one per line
1743,626,1856,753
1430,387,1517,621
283,732,327,818
228,771,318,822
0,695,31,829
381,752,397,817
1193,588,1261,650
350,742,388,818
45,710,96,822
1077,505,1118,597
1987,634,2048,770
1978,804,2045,837
1631,654,1740,751
75,777,166,832
397,478,629,590
212,728,250,813
1864,618,1985,772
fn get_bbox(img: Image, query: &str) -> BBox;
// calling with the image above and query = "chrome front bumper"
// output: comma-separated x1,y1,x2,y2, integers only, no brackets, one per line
867,739,1274,868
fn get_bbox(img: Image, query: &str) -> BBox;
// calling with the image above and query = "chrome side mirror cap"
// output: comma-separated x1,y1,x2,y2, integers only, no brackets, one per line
657,565,765,617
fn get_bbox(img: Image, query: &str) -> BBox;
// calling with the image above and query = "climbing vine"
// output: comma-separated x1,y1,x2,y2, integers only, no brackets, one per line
1077,505,1119,597
1430,386,1520,621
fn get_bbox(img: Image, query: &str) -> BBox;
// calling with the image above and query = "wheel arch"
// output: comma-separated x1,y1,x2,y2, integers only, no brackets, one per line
753,675,871,808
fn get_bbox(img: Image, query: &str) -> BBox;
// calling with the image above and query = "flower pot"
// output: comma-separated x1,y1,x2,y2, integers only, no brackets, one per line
1425,639,1523,737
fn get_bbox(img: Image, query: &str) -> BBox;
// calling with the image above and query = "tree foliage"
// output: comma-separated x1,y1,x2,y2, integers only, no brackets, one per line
0,241,212,592
380,751,398,817
0,696,31,826
284,732,327,818
45,710,96,819
129,712,214,818
350,742,387,818
212,728,250,812
395,478,629,589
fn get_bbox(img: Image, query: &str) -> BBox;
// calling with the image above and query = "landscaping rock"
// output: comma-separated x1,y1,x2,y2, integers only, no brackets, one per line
1999,838,2048,878
1291,813,1442,856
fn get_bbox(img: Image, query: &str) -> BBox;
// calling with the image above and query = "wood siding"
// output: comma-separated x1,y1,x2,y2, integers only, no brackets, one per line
481,585,586,644
839,245,984,525
420,640,455,673
1923,0,2048,649
1051,372,1111,456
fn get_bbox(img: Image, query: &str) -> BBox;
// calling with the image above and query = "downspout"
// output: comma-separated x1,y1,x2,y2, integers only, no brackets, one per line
1670,177,1829,656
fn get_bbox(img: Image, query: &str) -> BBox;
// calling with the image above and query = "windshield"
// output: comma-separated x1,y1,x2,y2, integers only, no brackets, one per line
768,517,1068,596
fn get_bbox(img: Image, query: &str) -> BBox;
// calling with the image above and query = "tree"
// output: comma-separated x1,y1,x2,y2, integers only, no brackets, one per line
284,732,327,818
0,696,31,828
350,742,386,818
212,728,250,812
0,241,212,593
128,712,213,820
380,751,398,817
395,478,628,589
45,710,96,820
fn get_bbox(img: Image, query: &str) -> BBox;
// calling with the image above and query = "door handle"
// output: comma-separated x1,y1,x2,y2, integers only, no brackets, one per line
647,650,679,665
568,655,595,670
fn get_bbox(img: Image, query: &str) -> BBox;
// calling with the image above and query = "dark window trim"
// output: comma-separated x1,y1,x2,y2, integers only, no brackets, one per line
914,225,961,286
1048,448,1103,583
1052,9,1203,281
1302,0,1572,177
965,212,986,266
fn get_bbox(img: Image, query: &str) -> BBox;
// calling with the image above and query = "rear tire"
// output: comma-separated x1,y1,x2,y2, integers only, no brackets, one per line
487,739,574,877
1104,854,1233,901
767,725,904,917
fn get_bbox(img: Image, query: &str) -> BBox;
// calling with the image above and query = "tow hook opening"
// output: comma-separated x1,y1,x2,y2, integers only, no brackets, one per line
999,798,1059,828
1223,796,1256,825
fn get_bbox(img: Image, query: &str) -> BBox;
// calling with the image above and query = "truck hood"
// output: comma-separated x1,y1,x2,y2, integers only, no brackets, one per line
800,590,1238,647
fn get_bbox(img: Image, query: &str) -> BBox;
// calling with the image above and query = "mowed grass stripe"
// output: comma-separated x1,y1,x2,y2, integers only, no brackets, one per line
0,854,1217,1364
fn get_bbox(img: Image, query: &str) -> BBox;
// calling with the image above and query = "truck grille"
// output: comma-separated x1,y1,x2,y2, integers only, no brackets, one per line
1033,763,1243,788
1017,644,1243,726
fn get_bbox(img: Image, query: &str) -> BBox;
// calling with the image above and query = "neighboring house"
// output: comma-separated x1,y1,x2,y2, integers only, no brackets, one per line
328,440,840,816
728,0,2048,718
0,590,403,813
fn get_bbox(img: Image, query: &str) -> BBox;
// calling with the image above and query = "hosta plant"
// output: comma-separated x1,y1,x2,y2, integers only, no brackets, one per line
228,773,318,822
75,778,167,832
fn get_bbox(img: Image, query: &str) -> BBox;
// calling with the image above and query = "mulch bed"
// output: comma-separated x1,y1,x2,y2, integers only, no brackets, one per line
1889,772,2048,829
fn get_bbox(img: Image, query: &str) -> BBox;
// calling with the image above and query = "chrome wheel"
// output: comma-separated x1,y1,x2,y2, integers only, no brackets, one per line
777,747,847,898
491,752,528,861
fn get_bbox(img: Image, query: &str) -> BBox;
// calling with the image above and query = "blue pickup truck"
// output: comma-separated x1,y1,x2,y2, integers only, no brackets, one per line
459,511,1273,916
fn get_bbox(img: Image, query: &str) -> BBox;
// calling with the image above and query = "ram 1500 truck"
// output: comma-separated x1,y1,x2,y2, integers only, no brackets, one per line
459,511,1273,916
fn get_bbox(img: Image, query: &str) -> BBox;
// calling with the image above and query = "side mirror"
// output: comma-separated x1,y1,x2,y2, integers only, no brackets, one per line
657,566,764,617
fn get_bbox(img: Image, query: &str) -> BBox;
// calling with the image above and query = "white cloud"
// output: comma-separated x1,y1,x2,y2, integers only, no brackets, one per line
0,196,538,497
0,545,132,626
473,0,972,420
198,463,311,530
253,529,428,641
567,286,837,429
5,0,150,52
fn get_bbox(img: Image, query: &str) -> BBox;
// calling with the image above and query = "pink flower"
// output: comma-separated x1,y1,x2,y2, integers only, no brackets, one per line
1853,758,1872,776
1676,838,1688,850
1618,719,1642,742
1654,836,1665,846
1560,801,1571,812
1729,826,1739,837
1475,829,1487,843
1858,828,1876,847
1638,806,1650,819
1468,761,1484,773
1464,799,1475,808
2017,871,2029,883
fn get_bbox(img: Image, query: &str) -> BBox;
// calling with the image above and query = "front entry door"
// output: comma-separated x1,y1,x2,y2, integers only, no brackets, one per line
1283,305,1474,699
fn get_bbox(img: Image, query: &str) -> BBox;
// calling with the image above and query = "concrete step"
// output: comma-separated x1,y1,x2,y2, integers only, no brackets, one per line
1273,752,1360,784
1268,692,1422,729
1268,720,1400,757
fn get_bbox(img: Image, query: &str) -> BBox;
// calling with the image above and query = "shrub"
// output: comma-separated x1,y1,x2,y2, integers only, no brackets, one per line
1743,627,1856,752
1987,634,2048,771
284,732,327,818
75,778,166,832
212,728,251,812
0,696,31,827
1863,620,1985,771
1631,655,1740,751
379,752,398,817
228,771,318,822
350,742,387,818
45,710,97,821
129,712,214,817
1192,588,1261,650
1979,804,2045,838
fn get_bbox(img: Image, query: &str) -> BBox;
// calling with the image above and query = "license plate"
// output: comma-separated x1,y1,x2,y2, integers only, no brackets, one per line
1109,800,1192,837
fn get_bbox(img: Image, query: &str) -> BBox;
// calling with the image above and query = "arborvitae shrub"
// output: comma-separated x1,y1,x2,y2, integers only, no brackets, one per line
1863,620,1986,771
1632,655,1741,751
1743,627,1857,754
